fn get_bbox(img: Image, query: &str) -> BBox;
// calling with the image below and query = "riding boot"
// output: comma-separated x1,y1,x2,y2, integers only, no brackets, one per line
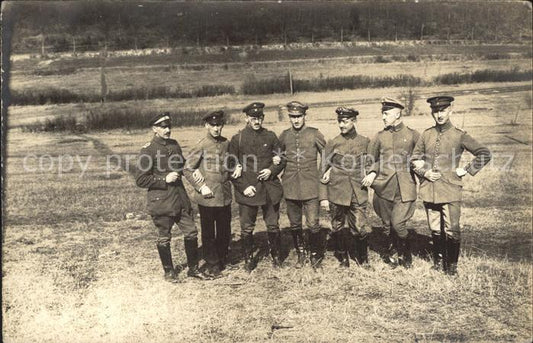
357,234,369,266
156,243,179,283
242,232,255,272
446,236,460,276
184,238,210,280
383,229,398,266
268,231,282,268
338,228,350,268
291,229,305,268
431,233,444,271
309,231,324,269
398,236,412,269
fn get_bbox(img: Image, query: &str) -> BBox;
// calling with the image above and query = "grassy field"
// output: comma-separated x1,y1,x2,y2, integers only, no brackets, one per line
3,81,532,342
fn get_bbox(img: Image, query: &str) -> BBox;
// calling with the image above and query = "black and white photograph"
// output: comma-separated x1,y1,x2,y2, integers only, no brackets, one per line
1,1,532,342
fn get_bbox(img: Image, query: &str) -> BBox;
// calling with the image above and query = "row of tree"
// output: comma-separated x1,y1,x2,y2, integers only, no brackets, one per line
5,1,532,54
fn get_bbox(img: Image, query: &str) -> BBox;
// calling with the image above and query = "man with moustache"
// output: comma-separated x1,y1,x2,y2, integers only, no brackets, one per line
411,96,491,275
362,97,420,268
321,107,371,267
278,101,328,269
228,102,286,271
136,112,210,282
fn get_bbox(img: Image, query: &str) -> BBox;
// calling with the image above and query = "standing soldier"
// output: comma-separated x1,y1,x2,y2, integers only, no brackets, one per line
321,107,371,267
136,112,209,283
229,102,286,271
411,96,491,275
278,101,328,269
362,97,420,268
184,110,236,278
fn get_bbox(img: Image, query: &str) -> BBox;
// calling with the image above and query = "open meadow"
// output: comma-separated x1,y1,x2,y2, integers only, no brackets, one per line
3,66,533,343
2,34,533,343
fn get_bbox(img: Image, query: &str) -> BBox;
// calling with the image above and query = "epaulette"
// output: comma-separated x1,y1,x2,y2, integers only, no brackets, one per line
142,142,151,149
424,127,434,132
454,126,467,133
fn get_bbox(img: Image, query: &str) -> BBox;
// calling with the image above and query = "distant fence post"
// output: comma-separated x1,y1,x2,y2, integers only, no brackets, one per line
288,69,293,95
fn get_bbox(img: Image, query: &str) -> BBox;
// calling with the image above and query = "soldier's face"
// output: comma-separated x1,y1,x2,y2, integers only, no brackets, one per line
431,106,452,125
382,108,402,127
289,114,305,130
152,123,171,139
246,115,264,131
206,122,223,138
338,117,355,134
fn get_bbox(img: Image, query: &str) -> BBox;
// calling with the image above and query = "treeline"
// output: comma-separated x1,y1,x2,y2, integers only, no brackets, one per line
6,1,531,54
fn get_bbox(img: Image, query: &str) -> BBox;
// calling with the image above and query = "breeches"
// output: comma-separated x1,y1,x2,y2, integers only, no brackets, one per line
330,200,370,238
152,207,198,245
424,202,461,239
373,193,415,239
239,201,280,235
285,198,320,234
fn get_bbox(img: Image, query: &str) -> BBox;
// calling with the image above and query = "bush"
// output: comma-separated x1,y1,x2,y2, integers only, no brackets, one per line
242,74,422,95
11,84,236,105
434,68,532,85
11,88,98,105
22,107,239,133
241,74,291,95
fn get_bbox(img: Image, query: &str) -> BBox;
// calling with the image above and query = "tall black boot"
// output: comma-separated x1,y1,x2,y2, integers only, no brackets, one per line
242,233,255,272
309,231,324,269
431,233,444,271
383,229,398,266
446,236,460,276
268,231,282,268
356,234,369,266
184,238,210,280
156,243,179,283
398,236,412,269
291,229,305,268
338,229,350,268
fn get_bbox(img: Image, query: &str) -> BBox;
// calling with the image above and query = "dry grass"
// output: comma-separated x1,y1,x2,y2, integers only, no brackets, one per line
3,86,532,342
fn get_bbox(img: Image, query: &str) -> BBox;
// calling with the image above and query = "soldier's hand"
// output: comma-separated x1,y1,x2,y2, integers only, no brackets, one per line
272,155,281,165
257,168,272,181
199,185,214,198
424,170,442,182
165,172,179,183
320,199,330,211
231,164,242,179
320,168,331,184
361,172,377,187
192,169,205,184
243,186,256,197
456,168,468,177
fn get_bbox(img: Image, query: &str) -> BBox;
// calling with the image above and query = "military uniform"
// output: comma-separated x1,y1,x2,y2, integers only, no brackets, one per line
184,111,233,275
136,112,207,282
323,107,371,266
279,101,327,267
366,97,420,267
228,102,286,269
411,96,491,275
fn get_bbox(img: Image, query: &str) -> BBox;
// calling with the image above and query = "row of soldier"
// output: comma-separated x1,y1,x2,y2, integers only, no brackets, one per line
135,95,491,282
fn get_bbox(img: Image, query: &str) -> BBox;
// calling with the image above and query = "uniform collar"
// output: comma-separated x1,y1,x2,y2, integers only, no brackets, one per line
244,125,264,134
206,132,225,142
153,135,169,145
291,125,306,133
386,121,404,132
436,120,453,133
342,128,357,139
